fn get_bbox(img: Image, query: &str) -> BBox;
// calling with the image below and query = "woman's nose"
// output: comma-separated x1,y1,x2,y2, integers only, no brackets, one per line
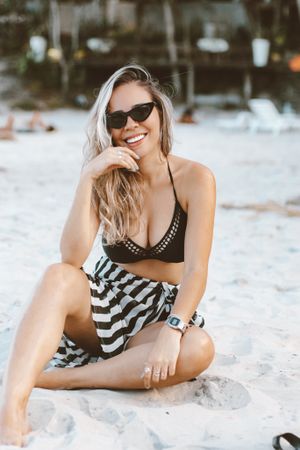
125,115,139,129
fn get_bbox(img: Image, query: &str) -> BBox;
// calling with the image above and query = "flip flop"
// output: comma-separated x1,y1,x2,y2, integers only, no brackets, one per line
272,433,300,449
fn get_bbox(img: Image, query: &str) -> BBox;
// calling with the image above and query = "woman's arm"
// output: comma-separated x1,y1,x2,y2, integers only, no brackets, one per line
60,172,100,268
60,146,140,268
169,163,216,322
141,163,216,388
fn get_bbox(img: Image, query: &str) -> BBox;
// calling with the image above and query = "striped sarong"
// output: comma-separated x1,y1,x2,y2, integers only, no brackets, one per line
50,256,205,368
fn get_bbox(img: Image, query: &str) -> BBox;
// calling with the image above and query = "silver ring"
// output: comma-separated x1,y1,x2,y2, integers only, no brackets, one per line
144,367,151,374
154,372,160,376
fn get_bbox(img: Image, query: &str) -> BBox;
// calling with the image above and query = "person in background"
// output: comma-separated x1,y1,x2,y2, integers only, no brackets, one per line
0,112,56,140
178,106,198,124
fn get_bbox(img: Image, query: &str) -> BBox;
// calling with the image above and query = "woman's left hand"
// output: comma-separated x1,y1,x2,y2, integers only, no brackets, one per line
141,325,182,389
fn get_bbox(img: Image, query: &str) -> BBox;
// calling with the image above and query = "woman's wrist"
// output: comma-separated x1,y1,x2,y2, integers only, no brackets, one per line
161,323,182,338
80,167,97,185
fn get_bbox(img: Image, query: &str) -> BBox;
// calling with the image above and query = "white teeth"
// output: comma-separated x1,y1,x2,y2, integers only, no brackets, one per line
126,134,145,144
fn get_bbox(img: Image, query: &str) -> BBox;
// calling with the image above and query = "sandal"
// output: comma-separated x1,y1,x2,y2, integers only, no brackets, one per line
272,433,300,449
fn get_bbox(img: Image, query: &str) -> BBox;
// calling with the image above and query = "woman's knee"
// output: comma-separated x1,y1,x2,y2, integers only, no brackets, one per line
42,263,81,290
178,328,215,378
38,263,88,311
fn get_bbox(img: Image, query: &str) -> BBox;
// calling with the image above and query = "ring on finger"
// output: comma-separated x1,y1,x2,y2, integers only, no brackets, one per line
154,371,160,376
143,366,151,374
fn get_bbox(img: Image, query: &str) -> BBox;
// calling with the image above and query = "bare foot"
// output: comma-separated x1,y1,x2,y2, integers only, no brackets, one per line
22,407,32,435
0,404,27,447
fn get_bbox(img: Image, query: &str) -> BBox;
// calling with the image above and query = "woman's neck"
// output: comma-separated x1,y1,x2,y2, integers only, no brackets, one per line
138,149,168,186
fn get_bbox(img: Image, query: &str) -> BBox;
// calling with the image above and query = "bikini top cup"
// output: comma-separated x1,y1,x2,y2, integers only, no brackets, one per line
102,159,187,263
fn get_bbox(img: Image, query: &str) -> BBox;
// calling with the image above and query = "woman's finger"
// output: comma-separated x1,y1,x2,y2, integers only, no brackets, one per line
141,365,152,389
168,362,177,377
160,364,169,381
114,149,139,171
152,365,161,383
116,146,140,160
110,146,140,161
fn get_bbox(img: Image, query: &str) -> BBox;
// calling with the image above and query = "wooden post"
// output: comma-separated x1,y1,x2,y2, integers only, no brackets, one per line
186,63,195,107
183,15,194,107
243,70,252,103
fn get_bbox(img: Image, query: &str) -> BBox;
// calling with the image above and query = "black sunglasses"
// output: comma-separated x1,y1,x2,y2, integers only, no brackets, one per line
106,102,156,129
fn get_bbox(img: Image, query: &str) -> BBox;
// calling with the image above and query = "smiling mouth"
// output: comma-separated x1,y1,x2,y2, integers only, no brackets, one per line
125,133,147,144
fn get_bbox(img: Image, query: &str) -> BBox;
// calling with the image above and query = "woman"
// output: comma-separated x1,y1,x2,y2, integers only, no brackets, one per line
0,64,216,446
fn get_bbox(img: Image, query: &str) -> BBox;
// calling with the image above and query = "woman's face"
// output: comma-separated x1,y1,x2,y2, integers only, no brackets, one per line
108,82,161,158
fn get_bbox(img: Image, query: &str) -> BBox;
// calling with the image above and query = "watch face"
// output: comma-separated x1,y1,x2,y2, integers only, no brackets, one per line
170,317,180,326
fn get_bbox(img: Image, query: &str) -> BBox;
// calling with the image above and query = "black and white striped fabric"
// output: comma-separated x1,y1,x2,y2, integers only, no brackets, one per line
50,256,205,368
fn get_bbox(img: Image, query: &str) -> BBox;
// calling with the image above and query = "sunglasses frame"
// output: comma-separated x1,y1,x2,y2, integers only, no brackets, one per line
106,101,157,129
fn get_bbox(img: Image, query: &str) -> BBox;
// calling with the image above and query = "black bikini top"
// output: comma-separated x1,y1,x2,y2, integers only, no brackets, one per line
102,159,187,263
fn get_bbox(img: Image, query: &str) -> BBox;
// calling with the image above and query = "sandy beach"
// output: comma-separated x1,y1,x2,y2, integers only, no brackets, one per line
0,109,299,449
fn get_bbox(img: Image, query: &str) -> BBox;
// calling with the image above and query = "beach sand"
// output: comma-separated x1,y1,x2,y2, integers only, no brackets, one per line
0,109,299,449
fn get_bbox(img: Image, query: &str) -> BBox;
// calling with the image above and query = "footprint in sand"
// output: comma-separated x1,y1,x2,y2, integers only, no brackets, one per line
230,336,252,356
90,405,122,425
121,375,251,412
193,375,251,410
27,399,56,430
28,399,75,436
214,353,238,366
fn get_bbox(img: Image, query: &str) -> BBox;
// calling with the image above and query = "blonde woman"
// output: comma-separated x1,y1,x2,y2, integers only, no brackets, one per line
0,64,216,446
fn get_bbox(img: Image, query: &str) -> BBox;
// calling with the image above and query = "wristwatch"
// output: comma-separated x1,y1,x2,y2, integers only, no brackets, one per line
165,315,188,335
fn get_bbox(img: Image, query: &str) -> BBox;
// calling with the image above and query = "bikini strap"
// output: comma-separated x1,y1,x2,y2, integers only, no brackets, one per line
167,158,178,202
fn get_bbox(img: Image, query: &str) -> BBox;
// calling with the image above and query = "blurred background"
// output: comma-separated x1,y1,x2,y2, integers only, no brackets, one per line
1,0,300,114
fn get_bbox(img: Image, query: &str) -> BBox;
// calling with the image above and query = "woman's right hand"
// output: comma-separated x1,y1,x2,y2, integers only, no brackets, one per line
82,146,140,181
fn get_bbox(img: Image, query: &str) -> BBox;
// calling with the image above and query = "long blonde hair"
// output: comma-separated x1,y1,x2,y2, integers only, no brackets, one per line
83,64,174,245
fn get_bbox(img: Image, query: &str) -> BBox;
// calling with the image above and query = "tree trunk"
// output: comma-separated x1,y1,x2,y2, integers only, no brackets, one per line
135,2,144,59
297,0,300,21
163,0,181,97
105,0,119,25
49,0,61,49
49,0,69,99
71,5,82,52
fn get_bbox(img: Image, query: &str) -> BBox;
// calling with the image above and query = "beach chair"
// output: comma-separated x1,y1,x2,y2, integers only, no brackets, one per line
217,111,252,131
248,98,300,134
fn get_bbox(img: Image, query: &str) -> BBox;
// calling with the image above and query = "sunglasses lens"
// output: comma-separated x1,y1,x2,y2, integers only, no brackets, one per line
107,113,126,129
131,103,154,122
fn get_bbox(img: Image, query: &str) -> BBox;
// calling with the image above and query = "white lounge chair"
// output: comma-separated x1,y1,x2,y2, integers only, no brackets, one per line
248,98,300,134
217,111,253,131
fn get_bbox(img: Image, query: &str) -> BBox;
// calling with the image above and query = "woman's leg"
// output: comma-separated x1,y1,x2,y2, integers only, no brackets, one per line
3,114,15,131
0,115,15,140
36,322,215,390
0,262,98,446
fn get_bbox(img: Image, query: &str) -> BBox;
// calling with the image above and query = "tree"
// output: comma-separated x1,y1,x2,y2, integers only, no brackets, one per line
163,0,181,97
49,0,90,98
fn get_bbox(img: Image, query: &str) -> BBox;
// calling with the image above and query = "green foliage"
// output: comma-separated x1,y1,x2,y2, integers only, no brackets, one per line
17,53,29,75
18,54,61,89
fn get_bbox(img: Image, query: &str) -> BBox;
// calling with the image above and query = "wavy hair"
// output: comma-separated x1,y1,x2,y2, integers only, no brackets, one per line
83,64,174,245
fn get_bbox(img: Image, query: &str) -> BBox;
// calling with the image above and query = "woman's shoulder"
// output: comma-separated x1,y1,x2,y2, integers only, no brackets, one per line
168,155,215,210
169,154,215,184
